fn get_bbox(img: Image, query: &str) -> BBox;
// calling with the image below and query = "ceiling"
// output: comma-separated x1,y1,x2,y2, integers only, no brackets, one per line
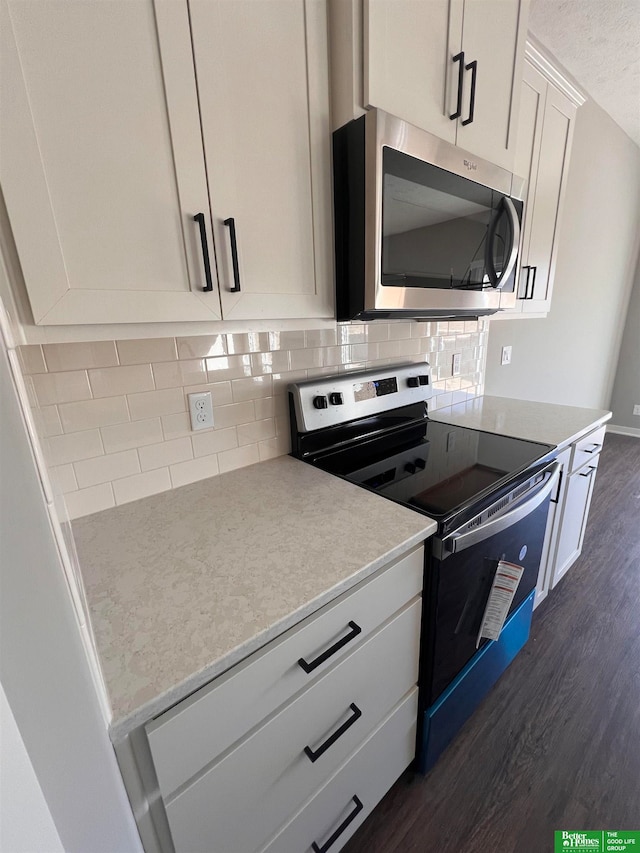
529,0,640,148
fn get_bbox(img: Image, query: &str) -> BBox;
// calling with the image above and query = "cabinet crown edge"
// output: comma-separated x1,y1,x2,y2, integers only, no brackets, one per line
525,36,587,107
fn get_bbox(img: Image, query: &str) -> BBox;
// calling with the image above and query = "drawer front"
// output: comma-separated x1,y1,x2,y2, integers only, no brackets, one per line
147,545,423,799
165,598,421,853
571,424,606,473
261,688,419,853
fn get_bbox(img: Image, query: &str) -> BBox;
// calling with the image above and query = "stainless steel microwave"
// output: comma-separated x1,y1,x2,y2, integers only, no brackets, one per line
333,109,525,321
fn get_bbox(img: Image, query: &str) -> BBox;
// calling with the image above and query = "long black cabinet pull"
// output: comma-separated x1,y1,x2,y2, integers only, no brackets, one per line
519,265,531,300
311,796,364,853
304,703,362,763
193,213,213,292
223,217,242,292
527,265,537,299
450,52,465,120
461,59,477,126
297,621,362,674
550,469,563,504
579,465,597,478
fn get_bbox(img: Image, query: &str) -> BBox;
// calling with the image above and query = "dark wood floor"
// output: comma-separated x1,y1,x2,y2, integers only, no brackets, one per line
344,433,640,853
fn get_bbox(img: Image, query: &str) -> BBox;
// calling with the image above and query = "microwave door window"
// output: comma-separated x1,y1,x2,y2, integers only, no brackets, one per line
381,148,512,292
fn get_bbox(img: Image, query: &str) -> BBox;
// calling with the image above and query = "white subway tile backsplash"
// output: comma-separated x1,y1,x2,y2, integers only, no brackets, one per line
117,337,177,364
20,319,485,515
170,453,220,488
192,426,238,457
43,341,118,372
112,468,172,505
127,388,186,421
59,396,129,432
32,370,92,405
65,483,115,518
152,359,206,390
231,375,272,402
74,449,140,489
218,443,260,474
139,437,192,472
101,418,163,453
237,418,276,446
89,364,154,398
46,429,104,466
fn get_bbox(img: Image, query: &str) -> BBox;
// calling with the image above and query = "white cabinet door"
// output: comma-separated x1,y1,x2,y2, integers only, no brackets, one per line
521,82,575,314
551,456,600,589
1,0,222,325
534,445,570,608
189,0,333,321
454,0,528,171
364,0,461,145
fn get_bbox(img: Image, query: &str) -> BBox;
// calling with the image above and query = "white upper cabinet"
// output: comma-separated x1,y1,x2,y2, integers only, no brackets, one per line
333,0,529,171
189,0,333,321
502,45,582,317
1,0,222,325
1,0,332,327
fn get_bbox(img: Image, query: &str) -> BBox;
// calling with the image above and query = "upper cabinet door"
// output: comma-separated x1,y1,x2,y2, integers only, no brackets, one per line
454,0,529,170
1,0,222,325
364,0,462,145
189,0,333,321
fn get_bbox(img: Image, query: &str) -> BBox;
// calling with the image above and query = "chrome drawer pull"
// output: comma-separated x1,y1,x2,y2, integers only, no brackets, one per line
304,703,362,763
311,796,364,853
298,621,362,674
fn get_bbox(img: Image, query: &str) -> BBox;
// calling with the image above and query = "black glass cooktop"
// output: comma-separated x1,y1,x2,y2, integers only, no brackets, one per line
314,418,554,526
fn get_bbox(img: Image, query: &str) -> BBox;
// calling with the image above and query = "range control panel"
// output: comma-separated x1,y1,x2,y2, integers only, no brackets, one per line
290,362,432,433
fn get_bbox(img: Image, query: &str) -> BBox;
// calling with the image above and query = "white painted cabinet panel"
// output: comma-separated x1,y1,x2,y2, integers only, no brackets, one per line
1,0,222,325
343,0,528,170
184,0,333,321
551,455,600,588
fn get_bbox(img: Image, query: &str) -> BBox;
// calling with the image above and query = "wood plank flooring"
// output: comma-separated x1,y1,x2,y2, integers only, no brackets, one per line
343,433,640,853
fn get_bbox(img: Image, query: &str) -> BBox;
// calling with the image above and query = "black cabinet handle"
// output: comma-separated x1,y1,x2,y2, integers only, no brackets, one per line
583,443,602,454
579,465,597,478
193,213,213,292
450,52,465,120
461,59,477,126
223,217,241,292
527,265,537,299
304,703,362,763
519,265,531,300
550,468,563,504
298,621,362,674
311,796,364,853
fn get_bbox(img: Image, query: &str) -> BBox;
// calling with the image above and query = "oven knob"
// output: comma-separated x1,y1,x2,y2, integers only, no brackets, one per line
415,458,426,469
407,377,420,388
329,392,344,406
419,375,429,385
313,395,328,409
404,462,416,474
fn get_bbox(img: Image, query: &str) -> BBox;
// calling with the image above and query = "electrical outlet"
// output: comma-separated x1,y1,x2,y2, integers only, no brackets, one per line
633,404,640,417
188,392,214,430
501,345,512,366
452,353,462,376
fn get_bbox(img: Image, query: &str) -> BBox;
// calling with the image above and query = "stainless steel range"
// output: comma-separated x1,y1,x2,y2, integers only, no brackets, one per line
289,362,559,772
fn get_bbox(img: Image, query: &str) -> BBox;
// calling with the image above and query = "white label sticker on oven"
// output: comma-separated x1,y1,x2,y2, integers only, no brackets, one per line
476,561,524,648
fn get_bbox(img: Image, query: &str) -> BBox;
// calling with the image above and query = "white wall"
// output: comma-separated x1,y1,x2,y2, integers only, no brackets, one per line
0,338,142,853
0,683,64,853
485,98,640,408
609,256,640,431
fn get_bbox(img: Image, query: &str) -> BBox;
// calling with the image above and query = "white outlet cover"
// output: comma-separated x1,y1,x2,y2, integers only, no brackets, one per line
501,346,512,366
188,392,214,430
633,404,640,417
452,353,462,376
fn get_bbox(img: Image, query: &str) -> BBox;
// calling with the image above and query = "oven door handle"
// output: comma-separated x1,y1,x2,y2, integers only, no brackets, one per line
443,462,560,555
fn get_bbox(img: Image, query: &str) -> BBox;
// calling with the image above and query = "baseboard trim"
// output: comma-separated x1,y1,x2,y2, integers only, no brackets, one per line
607,424,640,438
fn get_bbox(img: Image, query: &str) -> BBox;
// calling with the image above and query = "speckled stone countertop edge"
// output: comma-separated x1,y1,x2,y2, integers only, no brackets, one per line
107,526,434,744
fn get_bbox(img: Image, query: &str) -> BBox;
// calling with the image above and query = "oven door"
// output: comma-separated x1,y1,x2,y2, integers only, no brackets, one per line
423,462,559,705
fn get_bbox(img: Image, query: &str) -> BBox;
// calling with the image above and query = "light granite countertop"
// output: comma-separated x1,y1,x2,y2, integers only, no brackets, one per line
71,455,435,742
431,395,611,449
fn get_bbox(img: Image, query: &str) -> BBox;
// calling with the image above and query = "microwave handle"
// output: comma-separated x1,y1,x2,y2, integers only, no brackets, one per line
485,197,520,290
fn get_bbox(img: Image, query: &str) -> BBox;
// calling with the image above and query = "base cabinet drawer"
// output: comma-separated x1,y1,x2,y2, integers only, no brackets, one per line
146,546,423,799
261,688,419,853
570,424,606,473
165,598,421,853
